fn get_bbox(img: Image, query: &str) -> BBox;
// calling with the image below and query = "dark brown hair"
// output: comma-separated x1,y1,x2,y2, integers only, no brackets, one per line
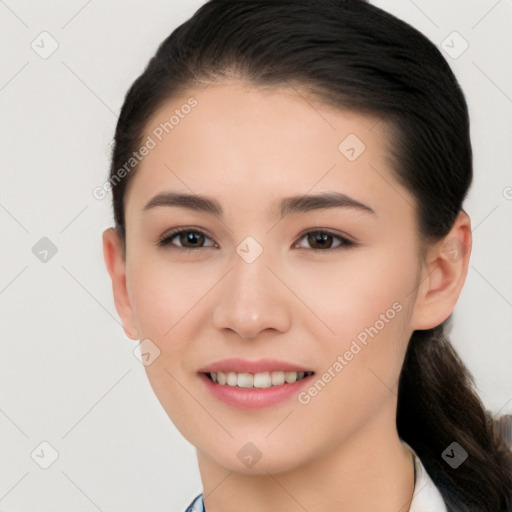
107,1,512,509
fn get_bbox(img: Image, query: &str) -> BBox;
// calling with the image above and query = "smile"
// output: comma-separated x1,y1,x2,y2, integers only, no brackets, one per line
206,370,314,388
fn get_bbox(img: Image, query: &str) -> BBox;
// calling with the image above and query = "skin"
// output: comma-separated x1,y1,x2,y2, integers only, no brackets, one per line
103,81,472,512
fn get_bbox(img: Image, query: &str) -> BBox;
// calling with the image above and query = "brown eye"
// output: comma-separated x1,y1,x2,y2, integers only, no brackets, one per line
158,228,215,250
295,230,355,251
158,228,355,252
178,231,205,248
308,232,334,249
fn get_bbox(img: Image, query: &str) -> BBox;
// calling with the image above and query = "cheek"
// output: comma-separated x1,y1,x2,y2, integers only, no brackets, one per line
142,361,208,451
127,258,216,413
130,265,206,427
296,299,413,447
291,247,417,406
287,246,417,340
127,256,211,341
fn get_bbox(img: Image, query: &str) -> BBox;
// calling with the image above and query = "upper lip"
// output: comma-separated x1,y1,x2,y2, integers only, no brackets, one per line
197,357,314,374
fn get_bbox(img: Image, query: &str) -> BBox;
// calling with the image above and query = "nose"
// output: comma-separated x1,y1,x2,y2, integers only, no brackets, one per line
212,245,292,340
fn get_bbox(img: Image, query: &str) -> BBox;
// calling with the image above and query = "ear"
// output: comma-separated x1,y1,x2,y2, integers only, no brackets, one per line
411,211,472,330
102,227,139,340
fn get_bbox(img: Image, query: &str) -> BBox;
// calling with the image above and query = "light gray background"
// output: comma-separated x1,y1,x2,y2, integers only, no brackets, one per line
1,1,511,510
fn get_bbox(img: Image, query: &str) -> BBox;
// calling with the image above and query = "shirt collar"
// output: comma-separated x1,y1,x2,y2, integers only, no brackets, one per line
185,492,204,512
402,440,448,512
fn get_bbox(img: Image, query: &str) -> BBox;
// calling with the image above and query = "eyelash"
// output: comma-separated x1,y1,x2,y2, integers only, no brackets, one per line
157,227,357,252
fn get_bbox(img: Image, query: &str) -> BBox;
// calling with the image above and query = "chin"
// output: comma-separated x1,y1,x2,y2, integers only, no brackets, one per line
203,441,310,476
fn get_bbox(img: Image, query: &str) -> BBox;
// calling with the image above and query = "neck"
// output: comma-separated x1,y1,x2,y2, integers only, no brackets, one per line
196,408,415,512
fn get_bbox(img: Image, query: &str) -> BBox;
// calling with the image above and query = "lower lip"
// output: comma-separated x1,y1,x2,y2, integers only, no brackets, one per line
198,373,314,409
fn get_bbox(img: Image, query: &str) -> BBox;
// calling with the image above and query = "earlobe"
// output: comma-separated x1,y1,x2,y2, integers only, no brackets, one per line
102,228,140,340
411,211,472,330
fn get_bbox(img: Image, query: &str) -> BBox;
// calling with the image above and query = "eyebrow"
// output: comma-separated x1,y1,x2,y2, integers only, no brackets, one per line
142,191,376,219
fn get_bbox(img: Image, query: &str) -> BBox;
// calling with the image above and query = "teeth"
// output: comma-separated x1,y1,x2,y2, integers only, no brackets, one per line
271,371,285,386
253,372,272,388
208,370,312,388
284,371,297,383
238,372,253,388
227,372,238,386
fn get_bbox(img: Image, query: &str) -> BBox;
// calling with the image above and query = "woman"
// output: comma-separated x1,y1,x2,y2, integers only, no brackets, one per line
102,0,512,510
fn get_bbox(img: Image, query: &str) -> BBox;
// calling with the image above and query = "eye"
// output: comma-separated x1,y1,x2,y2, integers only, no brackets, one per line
294,230,356,251
157,228,357,252
157,227,216,251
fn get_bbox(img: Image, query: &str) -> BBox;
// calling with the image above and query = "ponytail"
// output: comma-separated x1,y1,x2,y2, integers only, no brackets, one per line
397,324,512,511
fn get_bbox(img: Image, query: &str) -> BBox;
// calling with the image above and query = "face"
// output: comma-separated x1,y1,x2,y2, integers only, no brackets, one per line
107,81,430,474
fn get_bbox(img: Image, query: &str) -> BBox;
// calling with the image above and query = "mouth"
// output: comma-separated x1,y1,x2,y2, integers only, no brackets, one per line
197,358,316,409
203,370,314,389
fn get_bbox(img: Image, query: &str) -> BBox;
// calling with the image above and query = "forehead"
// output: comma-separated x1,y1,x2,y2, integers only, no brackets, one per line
123,81,413,222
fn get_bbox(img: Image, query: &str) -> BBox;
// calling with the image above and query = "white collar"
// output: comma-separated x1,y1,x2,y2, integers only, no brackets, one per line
402,441,448,512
